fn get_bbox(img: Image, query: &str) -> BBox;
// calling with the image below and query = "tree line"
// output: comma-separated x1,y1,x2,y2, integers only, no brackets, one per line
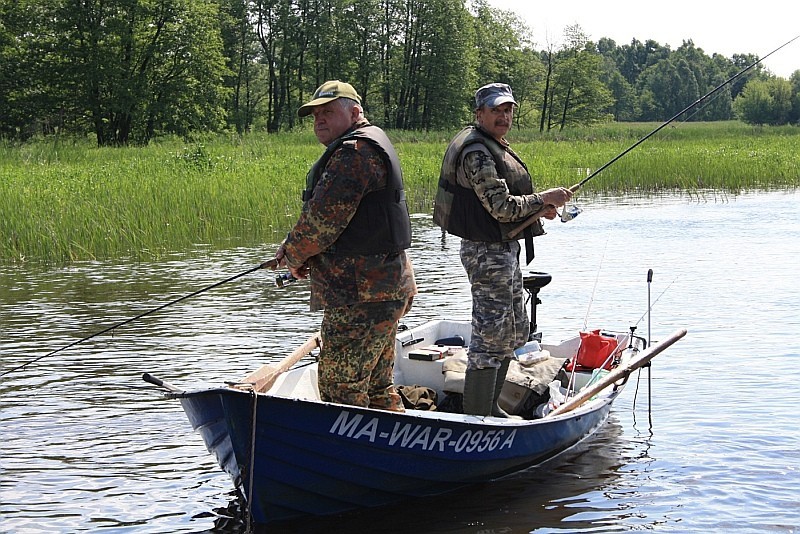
1,0,799,146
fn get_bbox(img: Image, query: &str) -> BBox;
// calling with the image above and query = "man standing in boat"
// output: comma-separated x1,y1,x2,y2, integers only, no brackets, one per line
275,80,417,413
433,83,572,417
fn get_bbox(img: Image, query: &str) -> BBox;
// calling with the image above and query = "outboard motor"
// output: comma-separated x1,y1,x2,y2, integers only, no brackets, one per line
522,272,552,342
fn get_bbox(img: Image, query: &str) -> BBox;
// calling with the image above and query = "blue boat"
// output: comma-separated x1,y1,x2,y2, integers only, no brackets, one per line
145,275,685,525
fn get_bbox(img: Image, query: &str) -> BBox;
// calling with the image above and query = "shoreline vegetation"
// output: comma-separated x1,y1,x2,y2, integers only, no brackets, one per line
2,121,799,264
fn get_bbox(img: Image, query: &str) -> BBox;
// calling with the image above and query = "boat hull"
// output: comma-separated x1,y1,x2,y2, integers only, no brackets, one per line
176,386,617,524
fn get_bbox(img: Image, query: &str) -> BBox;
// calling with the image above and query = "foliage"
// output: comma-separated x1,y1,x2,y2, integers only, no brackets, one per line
1,0,799,144
2,123,798,263
1,0,231,145
734,77,794,125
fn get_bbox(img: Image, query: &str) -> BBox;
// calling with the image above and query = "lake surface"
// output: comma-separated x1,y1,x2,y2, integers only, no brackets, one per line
2,191,799,533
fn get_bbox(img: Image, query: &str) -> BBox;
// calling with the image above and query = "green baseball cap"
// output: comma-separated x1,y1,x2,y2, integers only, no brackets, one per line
298,80,362,117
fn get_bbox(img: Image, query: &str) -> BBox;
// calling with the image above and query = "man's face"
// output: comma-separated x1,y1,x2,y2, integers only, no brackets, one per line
476,102,514,140
311,100,357,146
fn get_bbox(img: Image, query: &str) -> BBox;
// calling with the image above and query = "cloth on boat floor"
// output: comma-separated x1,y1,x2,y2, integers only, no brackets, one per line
397,384,438,410
441,352,568,418
442,355,467,393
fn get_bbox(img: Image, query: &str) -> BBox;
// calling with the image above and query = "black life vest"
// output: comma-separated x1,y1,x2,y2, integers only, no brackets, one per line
433,126,541,242
302,125,412,255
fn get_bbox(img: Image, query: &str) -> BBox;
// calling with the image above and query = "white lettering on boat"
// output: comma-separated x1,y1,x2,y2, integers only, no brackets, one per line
353,416,379,442
328,411,516,453
330,411,365,437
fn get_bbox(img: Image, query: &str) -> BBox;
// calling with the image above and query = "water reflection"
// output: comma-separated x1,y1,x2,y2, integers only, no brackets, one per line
2,191,800,532
196,418,637,534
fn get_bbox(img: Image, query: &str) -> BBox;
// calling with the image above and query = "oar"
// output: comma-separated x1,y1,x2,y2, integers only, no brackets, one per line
141,372,183,393
547,328,687,417
1,259,279,379
235,331,322,393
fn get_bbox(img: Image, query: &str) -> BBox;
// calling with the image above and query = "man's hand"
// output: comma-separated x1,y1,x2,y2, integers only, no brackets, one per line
509,185,576,238
541,206,559,220
273,244,287,268
289,264,309,280
539,187,573,208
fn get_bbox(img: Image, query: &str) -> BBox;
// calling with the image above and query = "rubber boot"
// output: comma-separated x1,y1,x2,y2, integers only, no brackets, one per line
462,367,497,416
491,358,511,418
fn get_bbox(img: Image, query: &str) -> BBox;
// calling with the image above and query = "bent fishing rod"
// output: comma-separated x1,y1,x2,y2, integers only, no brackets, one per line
0,258,280,379
509,33,800,239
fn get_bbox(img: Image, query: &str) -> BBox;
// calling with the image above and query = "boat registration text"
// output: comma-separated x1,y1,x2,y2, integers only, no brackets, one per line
329,410,516,453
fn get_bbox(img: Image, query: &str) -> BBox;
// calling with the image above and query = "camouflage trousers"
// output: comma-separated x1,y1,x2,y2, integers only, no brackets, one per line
460,240,529,370
319,297,412,412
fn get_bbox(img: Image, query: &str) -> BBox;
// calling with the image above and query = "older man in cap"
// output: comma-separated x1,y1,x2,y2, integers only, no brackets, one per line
275,80,417,412
433,82,573,417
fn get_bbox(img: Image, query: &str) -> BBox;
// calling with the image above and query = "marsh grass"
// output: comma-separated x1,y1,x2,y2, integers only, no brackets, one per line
2,122,798,263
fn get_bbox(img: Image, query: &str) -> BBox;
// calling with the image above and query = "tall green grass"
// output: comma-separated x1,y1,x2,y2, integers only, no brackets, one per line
2,122,798,263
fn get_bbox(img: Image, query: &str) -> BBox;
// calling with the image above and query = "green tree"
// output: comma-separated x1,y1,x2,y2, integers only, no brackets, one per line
0,1,28,136
734,76,793,125
253,0,302,132
729,52,764,99
376,0,475,129
789,70,800,124
220,0,266,133
615,38,670,86
638,57,700,121
9,0,231,145
0,0,76,138
544,26,612,130
412,0,476,129
4,0,795,139
139,1,231,142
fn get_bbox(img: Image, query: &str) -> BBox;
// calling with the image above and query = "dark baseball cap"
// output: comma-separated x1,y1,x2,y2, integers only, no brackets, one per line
475,83,517,110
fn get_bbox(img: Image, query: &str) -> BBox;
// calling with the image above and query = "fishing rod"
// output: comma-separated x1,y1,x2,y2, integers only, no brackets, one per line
0,258,279,379
632,269,655,415
509,33,800,239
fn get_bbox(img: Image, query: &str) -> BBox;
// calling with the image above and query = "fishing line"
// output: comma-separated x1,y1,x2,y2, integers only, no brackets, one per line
571,34,799,191
560,83,720,223
509,33,800,238
0,259,278,379
583,232,612,330
633,274,678,328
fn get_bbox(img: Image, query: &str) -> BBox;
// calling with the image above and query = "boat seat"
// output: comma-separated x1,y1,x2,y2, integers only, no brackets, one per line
267,365,321,400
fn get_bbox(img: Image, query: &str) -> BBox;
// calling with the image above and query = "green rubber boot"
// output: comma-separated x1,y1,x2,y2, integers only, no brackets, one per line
462,367,497,416
491,358,511,418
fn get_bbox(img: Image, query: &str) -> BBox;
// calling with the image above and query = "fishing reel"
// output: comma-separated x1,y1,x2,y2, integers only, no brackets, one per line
558,204,582,223
275,272,297,288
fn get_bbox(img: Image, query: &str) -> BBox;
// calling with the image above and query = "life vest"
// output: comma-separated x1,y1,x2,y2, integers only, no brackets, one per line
433,126,543,242
302,125,412,255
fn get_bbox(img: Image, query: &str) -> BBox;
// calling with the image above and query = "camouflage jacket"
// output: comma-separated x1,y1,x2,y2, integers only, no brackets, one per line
434,125,545,242
283,120,417,311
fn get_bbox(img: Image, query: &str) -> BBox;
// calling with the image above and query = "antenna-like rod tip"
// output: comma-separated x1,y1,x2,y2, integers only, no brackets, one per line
647,269,653,283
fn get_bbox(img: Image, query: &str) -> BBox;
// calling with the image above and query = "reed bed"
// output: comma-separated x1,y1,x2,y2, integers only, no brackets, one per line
2,122,798,263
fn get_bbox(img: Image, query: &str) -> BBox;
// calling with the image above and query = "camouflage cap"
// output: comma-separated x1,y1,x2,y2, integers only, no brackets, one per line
298,80,362,117
475,82,517,110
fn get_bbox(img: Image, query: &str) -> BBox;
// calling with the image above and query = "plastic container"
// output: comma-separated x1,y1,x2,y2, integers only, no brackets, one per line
514,340,541,356
514,340,549,364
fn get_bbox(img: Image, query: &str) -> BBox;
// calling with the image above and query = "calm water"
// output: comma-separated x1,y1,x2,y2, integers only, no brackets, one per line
2,191,799,533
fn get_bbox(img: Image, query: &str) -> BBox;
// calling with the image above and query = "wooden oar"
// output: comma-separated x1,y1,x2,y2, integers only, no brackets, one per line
547,328,687,417
236,331,322,393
